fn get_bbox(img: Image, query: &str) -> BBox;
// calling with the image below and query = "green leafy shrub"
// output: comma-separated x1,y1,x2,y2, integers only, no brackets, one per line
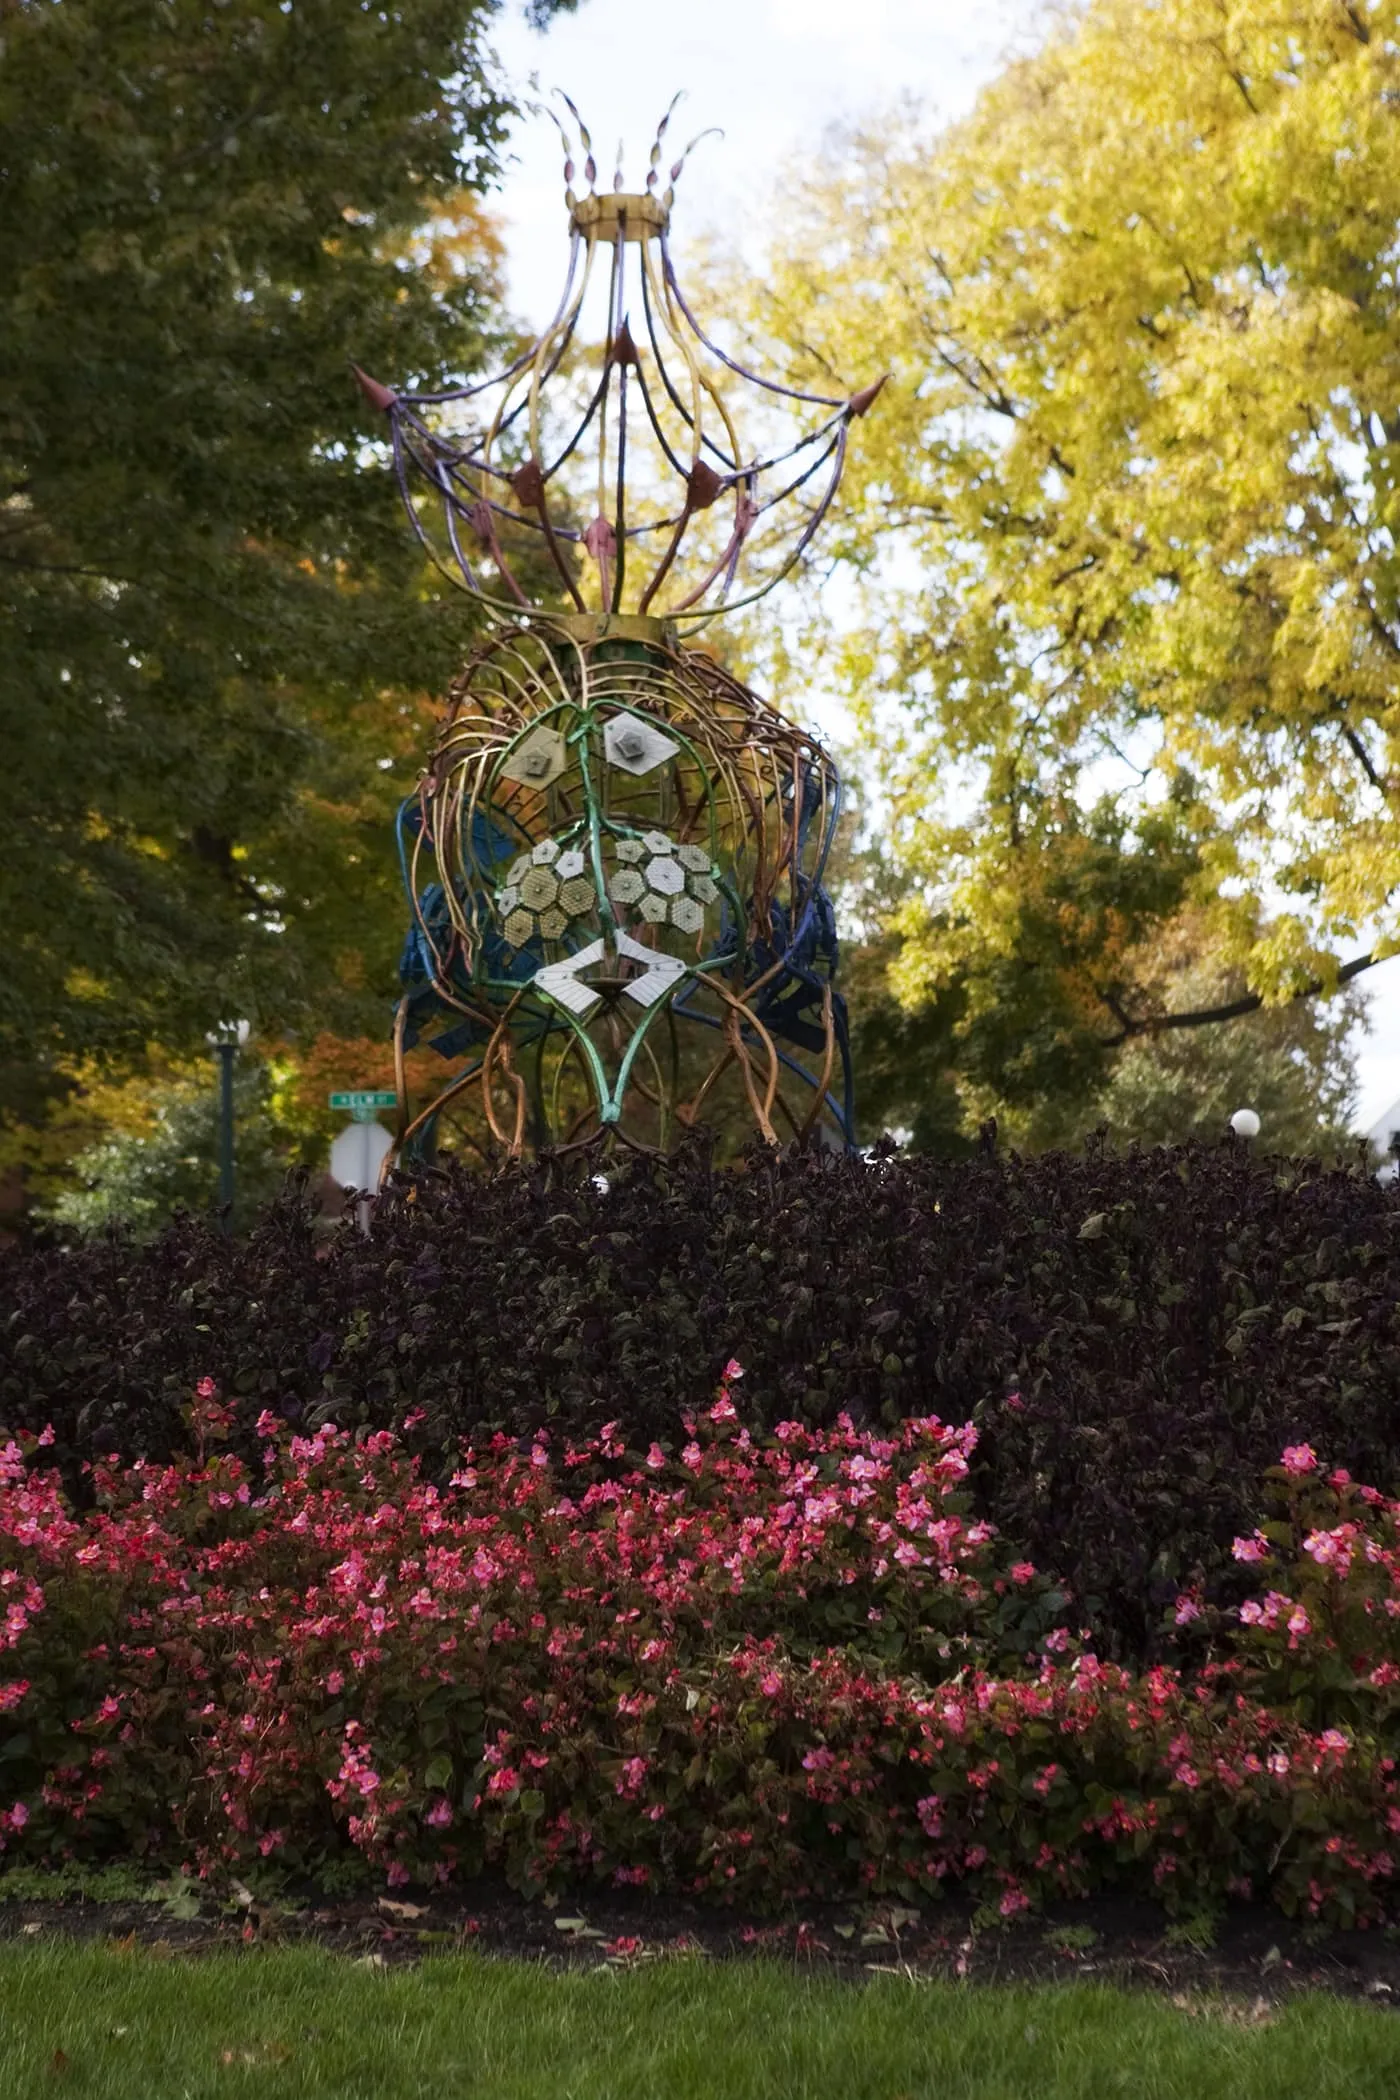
3,1139,1399,1659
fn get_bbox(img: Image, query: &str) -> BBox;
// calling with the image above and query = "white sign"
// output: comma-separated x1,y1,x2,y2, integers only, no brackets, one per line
329,1119,394,1193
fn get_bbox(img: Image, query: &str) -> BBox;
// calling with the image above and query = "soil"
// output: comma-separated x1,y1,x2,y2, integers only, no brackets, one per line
2,1877,1400,2010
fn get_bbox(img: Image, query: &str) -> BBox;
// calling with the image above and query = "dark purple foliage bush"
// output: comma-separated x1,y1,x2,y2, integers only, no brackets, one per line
3,1137,1398,1660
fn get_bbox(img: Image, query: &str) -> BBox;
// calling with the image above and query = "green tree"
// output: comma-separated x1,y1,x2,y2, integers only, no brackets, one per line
740,0,1400,1077
46,1059,293,1240
0,0,573,1134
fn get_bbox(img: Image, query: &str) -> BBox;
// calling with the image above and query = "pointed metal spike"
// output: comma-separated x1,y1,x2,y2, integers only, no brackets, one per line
609,318,640,367
556,90,592,153
350,363,397,414
847,373,890,419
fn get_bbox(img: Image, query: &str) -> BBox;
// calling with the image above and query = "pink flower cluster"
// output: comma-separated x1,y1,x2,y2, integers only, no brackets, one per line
2,1399,1400,1927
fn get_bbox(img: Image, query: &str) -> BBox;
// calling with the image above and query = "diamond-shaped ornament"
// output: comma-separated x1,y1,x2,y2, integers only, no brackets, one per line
646,856,685,896
614,930,686,1008
533,932,686,1019
534,938,606,1017
604,712,680,776
499,728,567,788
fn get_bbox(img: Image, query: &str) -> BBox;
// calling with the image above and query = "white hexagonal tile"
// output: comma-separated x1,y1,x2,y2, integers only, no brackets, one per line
507,853,533,887
531,838,562,866
645,856,685,896
555,847,587,881
612,837,647,864
670,895,705,934
638,892,669,923
688,874,719,904
677,843,711,873
496,883,520,915
641,829,673,855
609,868,646,905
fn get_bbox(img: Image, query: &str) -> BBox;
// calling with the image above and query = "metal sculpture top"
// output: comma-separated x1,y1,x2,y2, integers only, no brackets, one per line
360,100,884,1167
353,94,885,638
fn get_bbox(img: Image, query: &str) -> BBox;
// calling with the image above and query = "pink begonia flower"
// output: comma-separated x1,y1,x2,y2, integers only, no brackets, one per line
1009,1562,1037,1586
1268,1752,1290,1777
1318,1730,1349,1757
425,1799,453,1828
1173,1764,1199,1788
759,1672,783,1697
723,1359,745,1382
1173,1596,1201,1626
1286,1605,1311,1644
8,1801,28,1829
196,1376,217,1399
36,1426,53,1447
1280,1443,1318,1476
1232,1533,1270,1564
645,1444,665,1472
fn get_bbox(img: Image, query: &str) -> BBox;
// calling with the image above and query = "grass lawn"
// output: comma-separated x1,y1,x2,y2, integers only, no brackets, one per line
0,1946,1398,2099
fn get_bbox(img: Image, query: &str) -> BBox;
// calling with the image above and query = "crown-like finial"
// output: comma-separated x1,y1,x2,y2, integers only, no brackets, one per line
355,97,886,639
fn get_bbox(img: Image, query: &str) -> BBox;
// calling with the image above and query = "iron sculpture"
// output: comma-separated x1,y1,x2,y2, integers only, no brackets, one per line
357,97,884,1162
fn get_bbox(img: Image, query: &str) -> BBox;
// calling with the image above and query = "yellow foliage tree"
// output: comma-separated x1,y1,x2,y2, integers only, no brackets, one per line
744,0,1400,1071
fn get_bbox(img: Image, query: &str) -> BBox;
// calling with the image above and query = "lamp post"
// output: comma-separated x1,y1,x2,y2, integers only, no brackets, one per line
205,1021,251,1233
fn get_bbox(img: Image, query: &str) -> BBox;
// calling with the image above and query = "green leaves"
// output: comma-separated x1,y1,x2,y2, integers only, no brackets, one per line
0,0,520,1117
740,0,1397,1143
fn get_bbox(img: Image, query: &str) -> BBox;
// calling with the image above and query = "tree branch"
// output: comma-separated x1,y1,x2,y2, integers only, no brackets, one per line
1098,949,1381,1047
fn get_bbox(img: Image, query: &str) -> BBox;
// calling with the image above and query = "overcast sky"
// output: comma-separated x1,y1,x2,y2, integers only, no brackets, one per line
484,0,1400,1136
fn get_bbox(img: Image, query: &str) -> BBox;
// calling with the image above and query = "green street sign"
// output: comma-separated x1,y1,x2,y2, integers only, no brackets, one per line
329,1090,398,1120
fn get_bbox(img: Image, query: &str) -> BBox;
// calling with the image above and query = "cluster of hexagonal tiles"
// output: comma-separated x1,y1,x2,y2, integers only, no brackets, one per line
494,830,719,948
606,831,718,935
496,838,593,948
